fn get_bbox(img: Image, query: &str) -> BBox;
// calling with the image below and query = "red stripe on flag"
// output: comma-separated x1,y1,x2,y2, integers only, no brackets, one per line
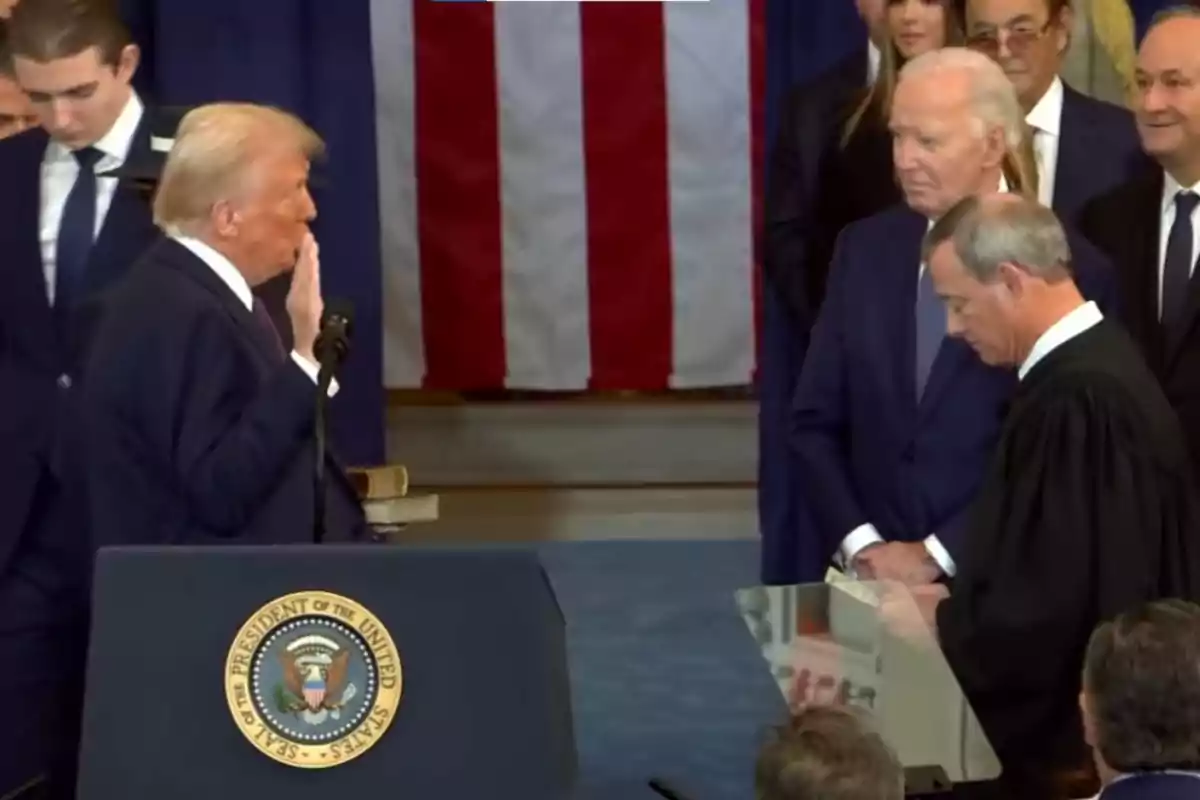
580,5,673,390
413,0,506,389
749,0,765,383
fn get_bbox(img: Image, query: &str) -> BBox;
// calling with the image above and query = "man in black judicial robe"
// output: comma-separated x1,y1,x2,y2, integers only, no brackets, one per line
906,192,1200,794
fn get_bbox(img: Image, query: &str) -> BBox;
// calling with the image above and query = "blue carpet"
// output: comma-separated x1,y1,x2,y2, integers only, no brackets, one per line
534,540,786,800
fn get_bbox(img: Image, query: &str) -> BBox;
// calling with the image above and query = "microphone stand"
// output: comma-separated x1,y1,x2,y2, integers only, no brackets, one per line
314,361,335,544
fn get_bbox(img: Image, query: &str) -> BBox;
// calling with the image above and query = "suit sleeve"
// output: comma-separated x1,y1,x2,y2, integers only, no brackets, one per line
764,88,818,327
936,381,1164,696
790,231,870,558
167,315,321,533
1069,228,1120,318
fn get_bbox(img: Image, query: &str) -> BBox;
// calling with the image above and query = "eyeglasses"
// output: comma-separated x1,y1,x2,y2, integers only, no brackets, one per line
966,19,1054,57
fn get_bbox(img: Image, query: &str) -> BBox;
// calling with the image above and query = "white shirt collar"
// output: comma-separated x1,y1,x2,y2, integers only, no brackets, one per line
47,90,144,167
867,41,880,85
1018,301,1103,380
170,234,254,311
1162,171,1200,216
1025,76,1063,137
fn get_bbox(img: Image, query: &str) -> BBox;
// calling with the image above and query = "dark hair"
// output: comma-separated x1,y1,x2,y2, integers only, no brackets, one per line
755,705,903,800
7,0,131,67
1084,600,1200,773
0,21,12,78
842,0,965,146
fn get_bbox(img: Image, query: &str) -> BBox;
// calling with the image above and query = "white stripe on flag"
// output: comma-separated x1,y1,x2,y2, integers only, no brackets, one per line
372,0,425,388
664,0,754,387
494,3,592,388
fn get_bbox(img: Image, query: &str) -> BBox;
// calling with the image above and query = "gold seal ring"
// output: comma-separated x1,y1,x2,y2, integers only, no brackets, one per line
224,590,403,768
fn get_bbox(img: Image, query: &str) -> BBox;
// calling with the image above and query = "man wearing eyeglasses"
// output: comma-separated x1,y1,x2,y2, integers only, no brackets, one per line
963,0,1143,223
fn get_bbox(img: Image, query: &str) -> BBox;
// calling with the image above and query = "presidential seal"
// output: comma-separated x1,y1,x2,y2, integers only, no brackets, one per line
224,591,402,768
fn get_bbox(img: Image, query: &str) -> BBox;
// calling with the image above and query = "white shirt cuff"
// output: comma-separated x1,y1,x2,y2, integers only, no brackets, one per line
289,351,340,397
923,534,956,578
837,524,884,571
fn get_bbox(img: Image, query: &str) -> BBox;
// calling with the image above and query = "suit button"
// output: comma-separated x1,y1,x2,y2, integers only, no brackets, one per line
901,443,915,463
57,373,72,389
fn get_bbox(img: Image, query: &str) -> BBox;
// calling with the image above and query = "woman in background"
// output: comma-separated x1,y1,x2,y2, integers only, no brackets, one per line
803,0,963,315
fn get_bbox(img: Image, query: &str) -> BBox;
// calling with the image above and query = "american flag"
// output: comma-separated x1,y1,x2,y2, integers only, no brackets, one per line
371,0,764,390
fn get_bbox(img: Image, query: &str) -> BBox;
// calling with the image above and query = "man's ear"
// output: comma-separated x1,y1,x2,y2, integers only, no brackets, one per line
1079,689,1098,748
1054,3,1074,57
997,261,1025,297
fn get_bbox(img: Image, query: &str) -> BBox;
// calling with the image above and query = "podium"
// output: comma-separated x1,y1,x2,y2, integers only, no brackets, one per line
735,581,1003,795
77,546,577,800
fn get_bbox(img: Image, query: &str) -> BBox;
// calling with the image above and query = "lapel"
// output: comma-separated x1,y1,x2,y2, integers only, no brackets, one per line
160,240,283,373
85,110,157,295
1115,170,1169,372
7,130,57,353
1052,86,1094,219
1101,773,1200,800
879,210,929,420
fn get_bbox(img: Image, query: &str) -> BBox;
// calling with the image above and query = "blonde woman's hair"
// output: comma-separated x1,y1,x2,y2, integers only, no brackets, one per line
153,102,325,234
841,0,964,147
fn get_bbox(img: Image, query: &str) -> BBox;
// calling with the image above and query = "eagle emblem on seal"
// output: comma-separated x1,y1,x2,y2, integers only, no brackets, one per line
274,634,359,725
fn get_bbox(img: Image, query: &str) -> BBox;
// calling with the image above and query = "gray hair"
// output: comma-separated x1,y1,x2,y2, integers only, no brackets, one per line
898,47,1026,152
921,194,1072,283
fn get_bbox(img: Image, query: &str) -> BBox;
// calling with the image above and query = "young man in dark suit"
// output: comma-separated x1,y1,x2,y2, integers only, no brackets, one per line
963,0,1144,222
1082,601,1200,800
1080,7,1200,482
82,103,371,550
0,0,164,794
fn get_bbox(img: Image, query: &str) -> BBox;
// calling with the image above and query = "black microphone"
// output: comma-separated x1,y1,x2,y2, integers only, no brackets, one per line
315,300,354,372
313,300,354,545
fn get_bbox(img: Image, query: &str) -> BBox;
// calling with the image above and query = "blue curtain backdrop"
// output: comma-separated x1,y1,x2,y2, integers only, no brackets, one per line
759,0,866,584
119,0,385,466
1131,0,1172,39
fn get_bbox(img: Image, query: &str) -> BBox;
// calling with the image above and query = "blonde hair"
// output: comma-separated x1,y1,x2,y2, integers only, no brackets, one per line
899,47,1037,199
153,102,325,233
841,0,964,147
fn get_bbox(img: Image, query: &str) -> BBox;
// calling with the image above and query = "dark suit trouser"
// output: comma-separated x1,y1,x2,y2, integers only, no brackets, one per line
0,473,89,800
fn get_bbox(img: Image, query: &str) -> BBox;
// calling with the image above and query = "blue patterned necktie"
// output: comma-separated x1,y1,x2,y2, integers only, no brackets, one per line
914,265,945,398
1162,191,1199,331
54,146,104,313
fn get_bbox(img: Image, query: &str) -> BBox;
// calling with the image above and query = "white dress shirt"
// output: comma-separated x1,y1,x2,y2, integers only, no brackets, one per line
838,176,1011,577
171,235,338,396
39,91,144,306
1018,301,1103,380
1158,171,1200,316
867,41,880,85
1025,76,1064,209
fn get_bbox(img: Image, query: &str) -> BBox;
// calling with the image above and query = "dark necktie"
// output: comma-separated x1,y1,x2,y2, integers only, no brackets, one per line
1162,190,1199,331
253,297,287,363
54,146,104,313
914,265,944,399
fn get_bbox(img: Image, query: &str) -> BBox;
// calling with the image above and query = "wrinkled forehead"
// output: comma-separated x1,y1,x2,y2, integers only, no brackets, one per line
1138,19,1200,77
891,72,972,128
966,0,1053,28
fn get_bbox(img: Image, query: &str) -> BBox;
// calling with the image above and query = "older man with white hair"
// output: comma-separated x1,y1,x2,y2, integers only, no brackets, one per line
790,47,1116,589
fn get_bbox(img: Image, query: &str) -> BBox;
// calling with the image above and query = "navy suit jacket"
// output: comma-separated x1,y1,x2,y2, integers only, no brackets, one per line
791,205,1117,565
0,123,160,598
1054,84,1145,225
82,238,369,549
1101,774,1200,800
